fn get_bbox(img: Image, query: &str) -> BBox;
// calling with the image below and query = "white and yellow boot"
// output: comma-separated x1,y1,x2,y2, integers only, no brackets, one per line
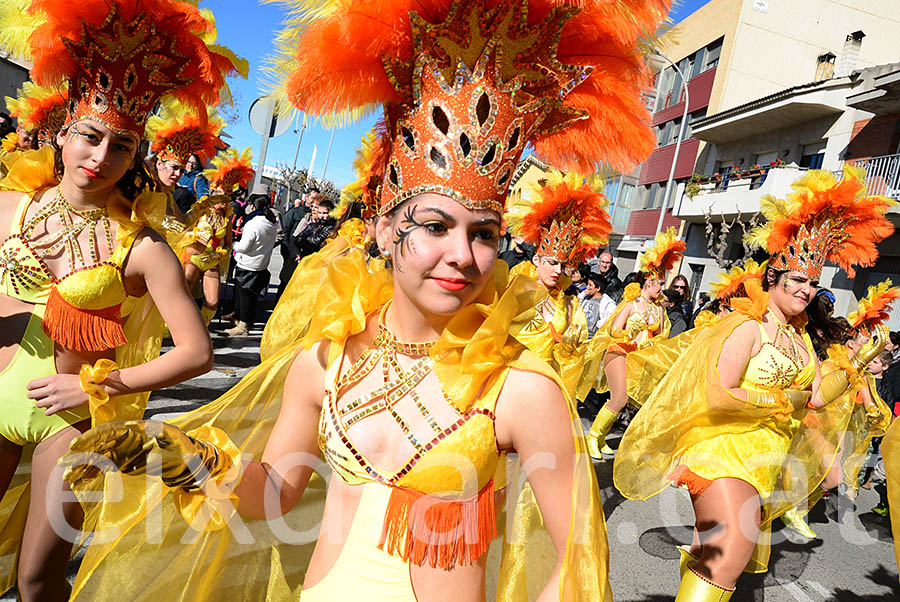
587,406,618,459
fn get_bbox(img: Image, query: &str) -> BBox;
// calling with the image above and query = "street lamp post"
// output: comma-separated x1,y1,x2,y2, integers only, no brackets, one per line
653,51,691,236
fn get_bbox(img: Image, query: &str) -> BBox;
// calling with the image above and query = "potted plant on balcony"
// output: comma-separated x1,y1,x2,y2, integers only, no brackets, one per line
744,163,764,178
769,158,786,168
685,173,705,199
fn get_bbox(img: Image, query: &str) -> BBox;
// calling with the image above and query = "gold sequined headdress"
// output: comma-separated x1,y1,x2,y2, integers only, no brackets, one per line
146,100,225,166
848,280,900,335
5,81,68,146
2,0,248,139
506,171,611,265
264,0,669,216
747,167,895,280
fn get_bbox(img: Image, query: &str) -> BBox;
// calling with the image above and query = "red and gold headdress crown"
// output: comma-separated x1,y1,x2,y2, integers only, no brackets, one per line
710,259,765,302
203,147,254,196
5,81,68,146
848,280,900,335
639,227,685,280
3,0,248,139
339,125,392,219
146,99,225,166
264,0,668,216
746,167,896,280
506,171,611,265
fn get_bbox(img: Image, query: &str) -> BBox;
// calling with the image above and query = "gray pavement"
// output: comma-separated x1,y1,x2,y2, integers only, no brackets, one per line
6,280,900,599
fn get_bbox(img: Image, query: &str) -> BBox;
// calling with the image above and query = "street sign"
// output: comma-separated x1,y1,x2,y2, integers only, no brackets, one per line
249,96,291,137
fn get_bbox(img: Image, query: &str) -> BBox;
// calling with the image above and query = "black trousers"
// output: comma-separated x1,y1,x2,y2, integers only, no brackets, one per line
233,267,270,328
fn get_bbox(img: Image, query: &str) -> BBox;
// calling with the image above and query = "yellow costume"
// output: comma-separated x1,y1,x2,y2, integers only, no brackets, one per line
66,252,613,602
509,261,588,397
0,145,167,593
883,414,900,572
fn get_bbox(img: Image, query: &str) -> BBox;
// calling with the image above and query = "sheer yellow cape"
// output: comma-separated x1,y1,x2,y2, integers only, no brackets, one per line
0,146,167,594
883,416,900,577
69,250,612,601
613,300,846,572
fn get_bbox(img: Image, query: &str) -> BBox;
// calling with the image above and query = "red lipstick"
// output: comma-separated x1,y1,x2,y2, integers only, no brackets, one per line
433,277,470,291
81,167,102,179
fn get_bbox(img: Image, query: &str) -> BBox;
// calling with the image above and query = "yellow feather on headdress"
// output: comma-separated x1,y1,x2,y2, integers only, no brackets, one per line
710,259,766,302
0,0,44,61
848,279,900,332
639,227,685,279
203,146,254,195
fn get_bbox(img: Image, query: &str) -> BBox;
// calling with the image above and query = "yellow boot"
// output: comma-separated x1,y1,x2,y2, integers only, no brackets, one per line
587,406,618,460
781,507,817,539
675,567,734,601
677,546,699,578
200,305,216,326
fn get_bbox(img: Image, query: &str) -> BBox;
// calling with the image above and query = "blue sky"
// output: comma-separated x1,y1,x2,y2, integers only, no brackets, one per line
212,0,710,189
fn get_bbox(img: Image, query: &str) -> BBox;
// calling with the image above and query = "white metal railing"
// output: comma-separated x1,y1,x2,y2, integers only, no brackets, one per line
845,153,900,199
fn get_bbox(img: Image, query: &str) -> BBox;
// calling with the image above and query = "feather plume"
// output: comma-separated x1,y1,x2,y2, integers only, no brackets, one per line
5,81,67,134
203,147,254,195
710,259,765,302
848,279,900,331
0,0,43,61
639,227,685,277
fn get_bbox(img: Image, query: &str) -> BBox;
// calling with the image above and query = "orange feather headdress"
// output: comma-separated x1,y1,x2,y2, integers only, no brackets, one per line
848,279,900,334
639,227,685,280
264,0,669,215
146,100,225,166
746,166,896,279
203,147,255,196
5,81,68,146
710,259,766,302
4,0,247,139
340,124,391,219
506,171,612,266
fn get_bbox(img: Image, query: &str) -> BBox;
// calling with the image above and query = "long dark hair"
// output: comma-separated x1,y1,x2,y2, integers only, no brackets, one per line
53,135,153,201
248,193,277,223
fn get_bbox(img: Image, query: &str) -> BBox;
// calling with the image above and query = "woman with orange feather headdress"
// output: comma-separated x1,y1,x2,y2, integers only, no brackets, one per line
55,0,669,601
581,226,684,459
4,81,68,150
505,171,612,398
0,0,245,598
614,166,895,600
780,279,899,540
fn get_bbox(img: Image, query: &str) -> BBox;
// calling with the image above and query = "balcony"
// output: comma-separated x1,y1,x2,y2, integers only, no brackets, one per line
845,153,900,200
675,165,806,222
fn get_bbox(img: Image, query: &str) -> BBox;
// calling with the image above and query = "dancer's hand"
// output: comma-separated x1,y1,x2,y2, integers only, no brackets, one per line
59,420,231,491
625,312,648,338
852,324,889,371
27,374,89,416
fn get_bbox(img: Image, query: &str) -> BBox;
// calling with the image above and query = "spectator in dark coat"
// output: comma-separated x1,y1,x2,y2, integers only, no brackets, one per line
591,251,623,301
661,288,687,337
290,198,337,261
499,237,535,269
277,196,310,298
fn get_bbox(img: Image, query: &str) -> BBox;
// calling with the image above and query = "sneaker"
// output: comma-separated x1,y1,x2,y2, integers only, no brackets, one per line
872,504,890,517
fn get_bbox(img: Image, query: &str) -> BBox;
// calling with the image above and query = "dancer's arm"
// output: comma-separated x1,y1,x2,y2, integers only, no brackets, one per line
716,320,760,402
233,343,327,519
495,369,577,602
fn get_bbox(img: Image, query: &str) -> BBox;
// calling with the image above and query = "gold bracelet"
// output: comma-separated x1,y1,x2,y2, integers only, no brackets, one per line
79,359,119,426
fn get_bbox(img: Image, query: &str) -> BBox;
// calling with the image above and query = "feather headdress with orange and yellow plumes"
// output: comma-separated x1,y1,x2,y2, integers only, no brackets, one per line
0,0,248,138
639,227,685,280
506,171,612,266
710,259,766,302
262,0,669,216
337,124,392,219
5,81,68,146
746,166,895,279
848,279,900,335
145,99,225,166
203,147,254,196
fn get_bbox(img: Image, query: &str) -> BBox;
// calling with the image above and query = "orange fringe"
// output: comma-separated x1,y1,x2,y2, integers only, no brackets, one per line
379,479,496,569
43,287,126,352
668,465,713,496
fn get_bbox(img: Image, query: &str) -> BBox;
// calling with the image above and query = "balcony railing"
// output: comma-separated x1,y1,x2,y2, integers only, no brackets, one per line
845,153,900,199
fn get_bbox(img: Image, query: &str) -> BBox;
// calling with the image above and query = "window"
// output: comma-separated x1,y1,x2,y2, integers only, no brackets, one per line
612,183,636,230
654,68,674,112
703,39,723,72
648,182,661,209
799,141,826,169
691,47,706,79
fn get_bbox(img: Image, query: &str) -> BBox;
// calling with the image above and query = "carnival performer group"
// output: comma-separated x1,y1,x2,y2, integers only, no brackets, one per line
3,0,900,600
